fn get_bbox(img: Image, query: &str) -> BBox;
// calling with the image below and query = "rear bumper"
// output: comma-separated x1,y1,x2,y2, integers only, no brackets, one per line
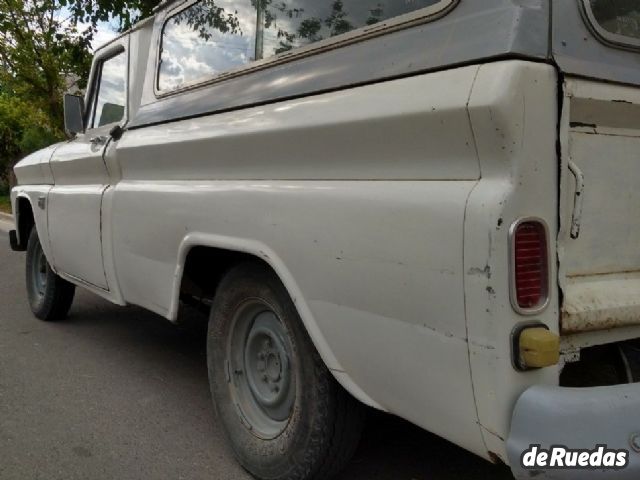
507,384,640,479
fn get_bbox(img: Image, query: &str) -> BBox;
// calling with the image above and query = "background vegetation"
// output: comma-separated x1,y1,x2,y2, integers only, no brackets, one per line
0,0,160,211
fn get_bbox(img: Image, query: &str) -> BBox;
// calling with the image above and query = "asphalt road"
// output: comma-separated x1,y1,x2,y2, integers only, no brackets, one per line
0,229,513,480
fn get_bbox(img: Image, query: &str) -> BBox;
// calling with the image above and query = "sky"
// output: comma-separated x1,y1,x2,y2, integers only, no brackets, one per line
91,22,119,51
56,6,119,52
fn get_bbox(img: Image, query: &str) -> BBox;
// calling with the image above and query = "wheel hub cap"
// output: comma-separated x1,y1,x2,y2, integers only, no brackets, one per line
228,302,296,439
244,317,292,420
31,243,48,297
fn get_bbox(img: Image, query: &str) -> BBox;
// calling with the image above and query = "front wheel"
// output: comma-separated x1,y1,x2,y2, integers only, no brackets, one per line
26,227,75,321
208,263,364,480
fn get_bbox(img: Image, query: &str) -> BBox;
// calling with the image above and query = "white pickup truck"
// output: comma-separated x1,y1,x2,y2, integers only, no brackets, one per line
8,1,640,478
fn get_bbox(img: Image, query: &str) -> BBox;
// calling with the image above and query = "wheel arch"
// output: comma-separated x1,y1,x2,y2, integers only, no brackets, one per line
14,194,35,249
12,189,56,264
170,232,383,410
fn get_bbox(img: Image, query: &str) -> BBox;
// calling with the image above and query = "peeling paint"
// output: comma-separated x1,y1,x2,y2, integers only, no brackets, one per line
468,265,491,278
421,322,460,341
561,274,640,333
471,341,496,351
482,425,506,443
569,121,597,129
488,451,504,465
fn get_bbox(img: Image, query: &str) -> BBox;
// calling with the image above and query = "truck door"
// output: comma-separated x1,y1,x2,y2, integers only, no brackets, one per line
48,42,128,290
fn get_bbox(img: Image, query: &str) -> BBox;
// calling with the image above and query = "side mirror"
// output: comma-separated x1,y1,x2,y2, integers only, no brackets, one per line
64,94,85,135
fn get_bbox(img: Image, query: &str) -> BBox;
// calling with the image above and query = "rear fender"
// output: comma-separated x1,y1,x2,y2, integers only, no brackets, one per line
170,232,384,411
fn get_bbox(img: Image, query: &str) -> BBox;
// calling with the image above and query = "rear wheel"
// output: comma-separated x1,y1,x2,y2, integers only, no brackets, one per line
208,263,364,480
26,227,75,321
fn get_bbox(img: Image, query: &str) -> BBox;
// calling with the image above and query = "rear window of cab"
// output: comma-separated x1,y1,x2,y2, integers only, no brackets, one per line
157,0,457,93
582,0,640,50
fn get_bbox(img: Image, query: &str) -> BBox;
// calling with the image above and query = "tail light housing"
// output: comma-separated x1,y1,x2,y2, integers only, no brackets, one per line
509,219,549,314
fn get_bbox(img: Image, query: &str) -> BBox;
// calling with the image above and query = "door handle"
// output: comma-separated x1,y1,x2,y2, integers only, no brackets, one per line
568,160,585,240
89,135,108,146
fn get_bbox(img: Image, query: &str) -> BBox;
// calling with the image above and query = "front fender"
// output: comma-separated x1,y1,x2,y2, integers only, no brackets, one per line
13,142,62,186
11,187,56,269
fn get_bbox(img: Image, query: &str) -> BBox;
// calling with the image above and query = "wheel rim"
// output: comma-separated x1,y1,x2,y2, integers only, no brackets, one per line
228,299,296,439
31,241,48,297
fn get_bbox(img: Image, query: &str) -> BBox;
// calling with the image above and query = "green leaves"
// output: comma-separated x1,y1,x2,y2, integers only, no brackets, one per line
0,0,163,181
66,0,159,32
0,0,87,177
0,93,61,181
0,0,162,179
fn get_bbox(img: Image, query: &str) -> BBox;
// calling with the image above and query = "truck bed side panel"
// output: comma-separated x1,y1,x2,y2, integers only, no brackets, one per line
111,65,488,458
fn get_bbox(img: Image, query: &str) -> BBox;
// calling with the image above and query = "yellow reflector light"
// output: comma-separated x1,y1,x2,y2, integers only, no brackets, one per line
518,327,560,369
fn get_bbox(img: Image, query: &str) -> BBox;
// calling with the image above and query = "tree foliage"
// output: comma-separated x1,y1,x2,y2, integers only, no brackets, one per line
0,0,164,184
0,0,95,125
0,93,58,186
0,0,130,182
64,0,160,31
0,0,393,184
172,1,243,40
0,1,87,184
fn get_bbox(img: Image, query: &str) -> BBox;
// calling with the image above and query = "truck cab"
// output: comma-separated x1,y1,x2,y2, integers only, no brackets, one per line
9,1,640,478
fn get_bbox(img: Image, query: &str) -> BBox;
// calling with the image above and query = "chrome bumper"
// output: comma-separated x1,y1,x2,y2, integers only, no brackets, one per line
507,384,640,479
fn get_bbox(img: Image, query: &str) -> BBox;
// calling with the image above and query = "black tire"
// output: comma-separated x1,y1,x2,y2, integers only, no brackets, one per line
208,263,364,480
620,342,640,382
26,227,75,321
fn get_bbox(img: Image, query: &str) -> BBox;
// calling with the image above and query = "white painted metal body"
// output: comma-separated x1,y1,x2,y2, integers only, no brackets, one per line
10,13,640,469
558,80,640,335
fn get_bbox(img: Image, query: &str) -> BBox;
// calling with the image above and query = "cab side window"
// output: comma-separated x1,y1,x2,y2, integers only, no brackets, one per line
158,0,257,91
258,0,443,58
90,52,127,128
158,0,449,92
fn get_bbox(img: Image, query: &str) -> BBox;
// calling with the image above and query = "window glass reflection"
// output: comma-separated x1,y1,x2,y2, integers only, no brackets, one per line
159,0,447,91
257,0,442,58
159,0,257,90
93,53,126,128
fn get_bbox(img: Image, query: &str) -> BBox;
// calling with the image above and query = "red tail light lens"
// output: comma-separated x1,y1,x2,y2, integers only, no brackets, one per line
511,220,549,312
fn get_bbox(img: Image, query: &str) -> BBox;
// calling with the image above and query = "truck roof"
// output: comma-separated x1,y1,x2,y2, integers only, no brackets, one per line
91,0,638,129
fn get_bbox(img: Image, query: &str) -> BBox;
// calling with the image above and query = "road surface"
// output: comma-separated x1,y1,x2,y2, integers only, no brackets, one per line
0,229,513,480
